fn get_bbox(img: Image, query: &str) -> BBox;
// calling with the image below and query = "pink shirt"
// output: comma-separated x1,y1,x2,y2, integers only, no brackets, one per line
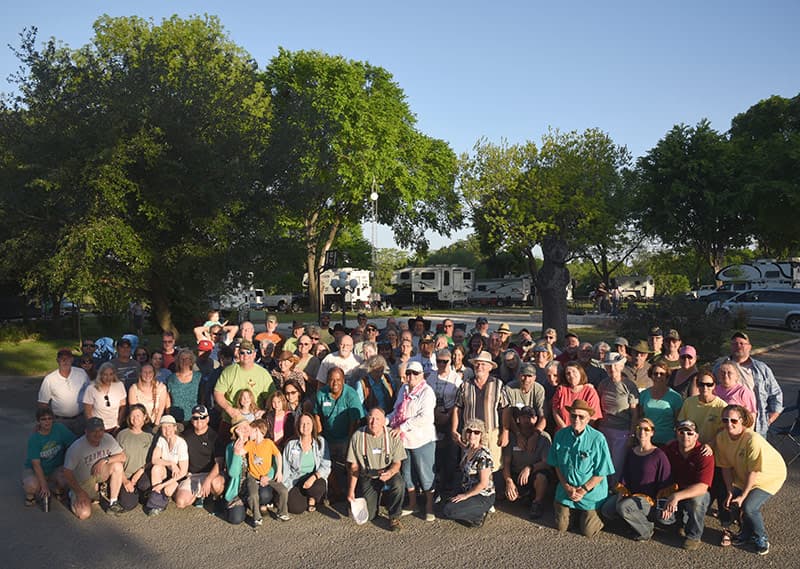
552,384,603,426
713,383,757,415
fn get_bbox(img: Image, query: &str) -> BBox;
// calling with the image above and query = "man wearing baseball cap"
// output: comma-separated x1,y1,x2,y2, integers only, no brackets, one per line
659,419,714,550
174,405,225,509
63,417,127,518
38,348,90,435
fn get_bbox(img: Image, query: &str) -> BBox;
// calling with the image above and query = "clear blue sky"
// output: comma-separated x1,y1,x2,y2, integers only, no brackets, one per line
3,1,799,251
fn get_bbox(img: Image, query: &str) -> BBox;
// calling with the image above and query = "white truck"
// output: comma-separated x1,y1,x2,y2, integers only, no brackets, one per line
219,287,264,310
469,275,532,306
390,265,473,308
304,267,373,312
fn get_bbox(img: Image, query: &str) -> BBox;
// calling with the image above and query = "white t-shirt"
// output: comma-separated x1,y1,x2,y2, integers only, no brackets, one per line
83,382,127,430
316,352,360,384
38,367,90,417
64,433,123,483
155,435,189,469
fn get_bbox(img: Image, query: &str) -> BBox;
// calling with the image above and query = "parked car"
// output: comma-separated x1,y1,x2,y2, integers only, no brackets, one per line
713,289,800,332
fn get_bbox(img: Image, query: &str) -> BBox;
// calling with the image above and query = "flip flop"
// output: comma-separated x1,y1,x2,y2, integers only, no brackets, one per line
721,530,732,547
308,498,316,512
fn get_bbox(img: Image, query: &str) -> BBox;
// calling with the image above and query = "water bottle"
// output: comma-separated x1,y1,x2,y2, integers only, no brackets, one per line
42,495,49,513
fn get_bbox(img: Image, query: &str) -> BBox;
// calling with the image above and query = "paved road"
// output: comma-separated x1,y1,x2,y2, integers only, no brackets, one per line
1,342,799,568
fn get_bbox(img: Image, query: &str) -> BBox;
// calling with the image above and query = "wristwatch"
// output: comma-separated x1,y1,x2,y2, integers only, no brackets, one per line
581,484,590,492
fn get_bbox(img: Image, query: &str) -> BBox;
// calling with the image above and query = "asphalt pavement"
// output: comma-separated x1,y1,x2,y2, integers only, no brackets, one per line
1,339,799,568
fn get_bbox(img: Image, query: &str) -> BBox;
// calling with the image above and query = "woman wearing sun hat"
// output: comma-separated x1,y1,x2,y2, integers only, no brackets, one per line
147,415,188,516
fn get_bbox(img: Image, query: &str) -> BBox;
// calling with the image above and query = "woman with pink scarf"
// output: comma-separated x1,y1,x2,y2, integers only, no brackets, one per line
387,360,437,521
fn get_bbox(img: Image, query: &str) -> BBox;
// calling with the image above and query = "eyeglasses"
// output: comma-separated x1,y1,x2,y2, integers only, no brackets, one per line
240,349,254,355
635,426,653,432
465,429,482,435
652,371,667,377
80,360,93,365
83,343,95,348
191,416,208,421
284,389,299,395
698,382,715,388
570,413,590,421
104,394,110,407
677,429,697,435
436,359,450,364
721,417,740,424
310,337,320,341
680,355,694,359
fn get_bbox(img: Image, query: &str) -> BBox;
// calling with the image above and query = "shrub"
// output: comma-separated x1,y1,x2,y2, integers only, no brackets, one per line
615,295,731,363
0,322,41,343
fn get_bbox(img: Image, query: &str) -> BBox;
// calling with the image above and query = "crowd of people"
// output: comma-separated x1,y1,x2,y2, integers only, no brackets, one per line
26,310,788,554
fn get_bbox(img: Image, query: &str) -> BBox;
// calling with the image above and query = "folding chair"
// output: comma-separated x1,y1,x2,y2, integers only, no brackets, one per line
768,390,800,466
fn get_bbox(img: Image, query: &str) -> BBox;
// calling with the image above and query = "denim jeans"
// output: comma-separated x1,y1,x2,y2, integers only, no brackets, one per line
601,494,654,539
402,440,436,492
657,491,710,541
733,487,773,541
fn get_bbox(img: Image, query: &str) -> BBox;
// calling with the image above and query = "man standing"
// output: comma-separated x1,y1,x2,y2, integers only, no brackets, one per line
347,407,406,531
282,320,306,355
112,337,141,389
451,351,508,474
659,419,714,550
214,340,275,437
38,348,90,435
555,332,580,364
161,331,179,371
174,405,225,509
410,335,437,376
316,334,360,385
428,350,462,497
503,363,547,436
63,417,127,518
255,314,283,352
624,341,653,390
719,332,783,437
295,334,321,383
314,367,364,500
547,400,614,538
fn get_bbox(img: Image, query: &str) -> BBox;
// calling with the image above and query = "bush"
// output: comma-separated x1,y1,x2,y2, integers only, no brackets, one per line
615,295,731,363
0,322,41,343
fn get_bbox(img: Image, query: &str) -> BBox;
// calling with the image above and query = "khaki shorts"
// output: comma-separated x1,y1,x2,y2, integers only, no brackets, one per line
178,472,210,495
68,475,102,504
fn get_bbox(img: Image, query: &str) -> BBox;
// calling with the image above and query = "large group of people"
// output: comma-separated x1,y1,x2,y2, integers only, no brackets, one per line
26,311,788,554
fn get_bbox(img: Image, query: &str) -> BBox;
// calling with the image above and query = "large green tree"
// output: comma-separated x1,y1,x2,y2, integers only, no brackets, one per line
263,49,461,312
632,120,752,275
0,16,272,332
729,93,800,257
464,129,632,336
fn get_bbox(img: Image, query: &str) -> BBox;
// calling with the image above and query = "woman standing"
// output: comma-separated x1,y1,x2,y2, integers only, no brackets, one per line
128,363,169,429
273,351,306,391
451,345,474,383
552,362,602,431
668,346,699,399
442,419,496,527
638,359,682,445
715,405,786,555
596,352,640,487
166,349,201,423
282,413,331,514
83,362,127,434
388,361,437,521
265,391,292,449
714,361,757,416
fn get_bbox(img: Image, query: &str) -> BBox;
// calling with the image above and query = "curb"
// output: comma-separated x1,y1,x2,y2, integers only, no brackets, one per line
751,337,800,356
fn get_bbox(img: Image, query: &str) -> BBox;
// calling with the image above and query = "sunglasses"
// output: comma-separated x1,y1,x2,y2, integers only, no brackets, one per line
436,359,450,364
310,337,320,341
83,343,96,348
698,382,715,388
465,429,482,435
635,426,653,432
191,415,208,421
240,349,254,355
284,389,299,395
721,417,740,424
652,371,667,377
405,370,422,375
104,394,110,407
570,413,590,421
80,360,93,365
677,429,697,435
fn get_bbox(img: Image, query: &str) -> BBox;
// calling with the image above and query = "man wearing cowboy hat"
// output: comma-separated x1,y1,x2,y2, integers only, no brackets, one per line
547,399,614,537
451,351,509,475
624,340,653,391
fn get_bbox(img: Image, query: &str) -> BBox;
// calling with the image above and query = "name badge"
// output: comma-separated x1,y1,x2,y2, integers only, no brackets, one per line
512,446,522,452
323,401,332,407
372,448,382,454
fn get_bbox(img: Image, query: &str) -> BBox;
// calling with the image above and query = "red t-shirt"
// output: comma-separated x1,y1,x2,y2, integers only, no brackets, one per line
662,440,714,489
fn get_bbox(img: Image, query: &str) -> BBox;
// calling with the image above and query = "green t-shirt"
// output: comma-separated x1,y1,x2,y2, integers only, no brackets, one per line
116,428,154,478
215,364,275,422
25,423,76,475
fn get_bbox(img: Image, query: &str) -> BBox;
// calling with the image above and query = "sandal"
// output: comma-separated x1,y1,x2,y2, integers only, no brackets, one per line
307,498,316,512
25,496,35,507
721,530,732,547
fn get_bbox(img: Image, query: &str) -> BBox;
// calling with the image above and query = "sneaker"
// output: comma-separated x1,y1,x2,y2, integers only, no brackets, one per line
193,497,205,509
98,482,109,502
425,513,436,522
682,538,701,551
528,502,543,520
277,513,291,522
489,506,496,514
754,537,769,556
731,533,750,546
400,508,415,517
108,501,125,515
25,495,35,507
390,518,402,532
253,518,263,527
146,507,162,517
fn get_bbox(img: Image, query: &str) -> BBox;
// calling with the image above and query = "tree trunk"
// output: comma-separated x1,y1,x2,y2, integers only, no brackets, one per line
537,235,570,338
307,252,320,315
525,249,540,308
150,275,176,337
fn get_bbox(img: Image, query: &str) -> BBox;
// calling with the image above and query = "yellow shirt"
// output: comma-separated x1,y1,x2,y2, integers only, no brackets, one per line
678,396,726,445
714,430,787,495
245,438,280,479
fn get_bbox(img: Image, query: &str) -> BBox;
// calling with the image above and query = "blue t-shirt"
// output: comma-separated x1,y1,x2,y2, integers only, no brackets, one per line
26,422,76,475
